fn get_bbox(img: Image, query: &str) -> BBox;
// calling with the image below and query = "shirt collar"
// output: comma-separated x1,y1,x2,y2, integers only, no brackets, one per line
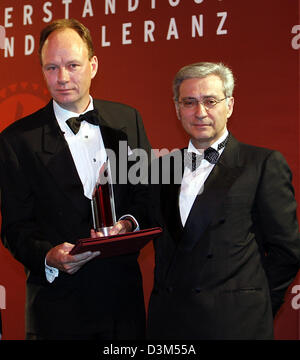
53,96,94,126
188,129,229,154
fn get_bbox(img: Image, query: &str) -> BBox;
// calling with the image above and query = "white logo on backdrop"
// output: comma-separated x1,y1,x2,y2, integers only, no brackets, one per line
0,285,6,310
291,25,300,50
1,0,228,57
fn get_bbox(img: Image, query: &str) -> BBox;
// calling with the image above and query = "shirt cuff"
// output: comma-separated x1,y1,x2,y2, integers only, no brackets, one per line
45,258,59,283
119,214,140,232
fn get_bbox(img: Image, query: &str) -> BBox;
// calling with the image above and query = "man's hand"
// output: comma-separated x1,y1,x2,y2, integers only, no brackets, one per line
46,242,100,275
90,219,133,238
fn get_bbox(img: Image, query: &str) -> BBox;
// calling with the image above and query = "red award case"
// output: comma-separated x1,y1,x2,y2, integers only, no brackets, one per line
69,227,162,258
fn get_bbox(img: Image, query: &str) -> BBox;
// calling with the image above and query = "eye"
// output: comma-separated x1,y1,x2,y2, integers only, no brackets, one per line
69,63,80,70
45,65,56,71
181,98,197,107
203,98,218,107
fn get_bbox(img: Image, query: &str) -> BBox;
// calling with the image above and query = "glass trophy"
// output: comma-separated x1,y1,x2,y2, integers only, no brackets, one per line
91,159,116,236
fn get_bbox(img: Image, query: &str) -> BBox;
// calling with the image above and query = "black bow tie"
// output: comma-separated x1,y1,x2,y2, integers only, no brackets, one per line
66,109,100,134
186,136,229,171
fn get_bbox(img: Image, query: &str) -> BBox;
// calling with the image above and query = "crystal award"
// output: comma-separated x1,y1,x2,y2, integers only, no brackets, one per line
91,159,116,236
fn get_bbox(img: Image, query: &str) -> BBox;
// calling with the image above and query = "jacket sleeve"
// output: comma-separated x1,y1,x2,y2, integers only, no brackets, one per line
0,134,52,275
255,150,300,315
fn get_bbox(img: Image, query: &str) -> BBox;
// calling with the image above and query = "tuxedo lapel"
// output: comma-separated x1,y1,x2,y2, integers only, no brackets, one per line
36,102,90,217
98,122,123,156
94,100,127,155
95,103,129,189
161,182,183,241
36,101,131,221
160,150,184,242
180,134,243,251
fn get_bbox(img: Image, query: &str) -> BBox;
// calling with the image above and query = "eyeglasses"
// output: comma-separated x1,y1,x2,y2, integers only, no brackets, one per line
177,97,228,110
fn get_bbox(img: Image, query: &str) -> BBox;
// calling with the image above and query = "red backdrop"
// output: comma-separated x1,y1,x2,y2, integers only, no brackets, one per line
0,0,299,340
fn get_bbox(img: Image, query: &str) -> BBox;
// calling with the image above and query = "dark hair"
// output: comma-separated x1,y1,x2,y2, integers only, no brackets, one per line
38,18,94,63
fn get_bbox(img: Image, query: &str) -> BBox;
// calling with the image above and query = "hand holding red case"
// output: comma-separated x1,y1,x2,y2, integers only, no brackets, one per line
70,227,162,258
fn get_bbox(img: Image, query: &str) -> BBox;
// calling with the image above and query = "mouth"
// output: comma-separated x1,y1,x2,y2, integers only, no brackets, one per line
192,123,211,127
56,88,74,93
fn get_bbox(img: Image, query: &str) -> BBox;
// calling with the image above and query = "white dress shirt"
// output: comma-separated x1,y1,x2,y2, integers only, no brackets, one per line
46,97,105,282
45,97,137,282
179,130,228,227
54,96,107,199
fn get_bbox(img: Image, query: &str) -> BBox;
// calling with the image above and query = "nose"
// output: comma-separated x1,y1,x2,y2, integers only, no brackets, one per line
194,101,207,117
57,67,69,84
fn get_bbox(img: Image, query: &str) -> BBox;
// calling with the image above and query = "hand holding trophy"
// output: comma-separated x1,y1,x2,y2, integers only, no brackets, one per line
70,157,162,257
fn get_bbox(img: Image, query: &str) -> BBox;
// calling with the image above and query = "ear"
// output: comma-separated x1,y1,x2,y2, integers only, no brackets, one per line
90,55,98,79
174,102,181,120
226,97,234,118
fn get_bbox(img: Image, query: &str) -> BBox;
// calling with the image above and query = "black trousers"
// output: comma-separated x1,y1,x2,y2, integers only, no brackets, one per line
26,318,145,340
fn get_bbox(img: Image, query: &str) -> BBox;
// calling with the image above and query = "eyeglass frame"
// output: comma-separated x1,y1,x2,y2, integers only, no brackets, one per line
176,96,228,110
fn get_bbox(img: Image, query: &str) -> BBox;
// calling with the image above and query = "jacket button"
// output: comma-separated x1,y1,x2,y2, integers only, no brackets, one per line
166,286,173,293
194,288,202,293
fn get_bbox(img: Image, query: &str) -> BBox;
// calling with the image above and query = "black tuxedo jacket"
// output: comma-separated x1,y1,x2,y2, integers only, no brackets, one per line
147,134,300,340
0,99,151,337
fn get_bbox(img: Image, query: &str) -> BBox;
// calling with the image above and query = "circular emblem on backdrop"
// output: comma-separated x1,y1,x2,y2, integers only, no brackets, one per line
0,82,50,131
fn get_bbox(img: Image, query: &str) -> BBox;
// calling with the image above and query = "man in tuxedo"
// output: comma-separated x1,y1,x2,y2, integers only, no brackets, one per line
0,19,151,340
147,62,300,339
